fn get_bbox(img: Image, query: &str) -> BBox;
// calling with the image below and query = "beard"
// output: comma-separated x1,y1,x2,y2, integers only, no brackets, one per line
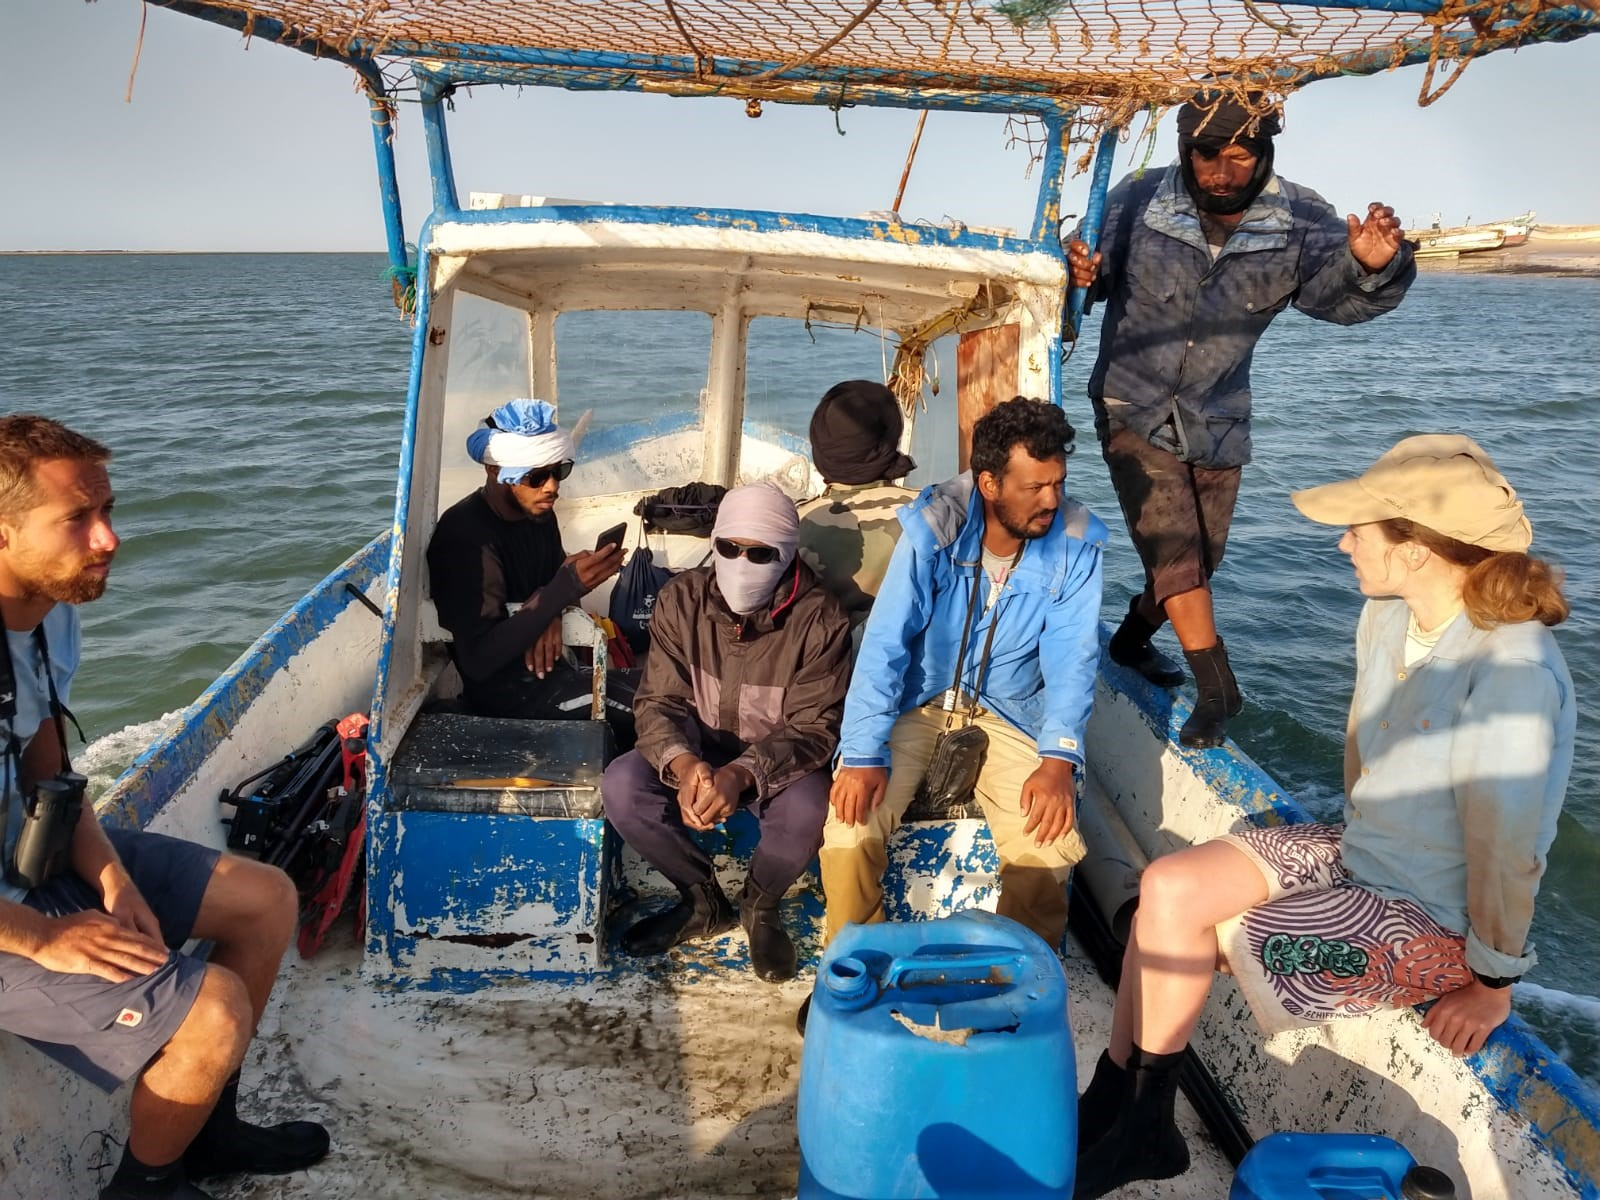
992,499,1054,542
10,547,111,605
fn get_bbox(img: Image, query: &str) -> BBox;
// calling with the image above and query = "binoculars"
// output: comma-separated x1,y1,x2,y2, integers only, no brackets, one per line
5,771,86,890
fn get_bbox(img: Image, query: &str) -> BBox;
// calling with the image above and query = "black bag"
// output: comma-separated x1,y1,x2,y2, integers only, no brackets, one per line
633,482,726,535
913,545,1021,809
608,536,675,655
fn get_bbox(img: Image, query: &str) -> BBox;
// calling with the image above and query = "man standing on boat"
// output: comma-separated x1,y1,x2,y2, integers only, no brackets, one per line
0,416,328,1200
1069,90,1415,748
427,399,625,720
797,379,917,629
820,398,1104,952
603,482,851,982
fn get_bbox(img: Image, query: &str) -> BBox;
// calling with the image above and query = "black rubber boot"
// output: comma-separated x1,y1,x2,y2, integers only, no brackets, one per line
1072,1044,1190,1200
739,880,798,983
1075,1049,1131,1155
182,1075,330,1180
101,1148,216,1199
621,878,736,956
1178,639,1243,749
1107,596,1185,688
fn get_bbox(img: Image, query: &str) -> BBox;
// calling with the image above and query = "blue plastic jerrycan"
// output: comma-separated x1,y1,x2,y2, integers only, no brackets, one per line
797,909,1076,1200
1231,1132,1459,1200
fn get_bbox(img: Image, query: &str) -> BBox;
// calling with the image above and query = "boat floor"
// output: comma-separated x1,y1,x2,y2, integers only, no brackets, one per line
212,912,1234,1199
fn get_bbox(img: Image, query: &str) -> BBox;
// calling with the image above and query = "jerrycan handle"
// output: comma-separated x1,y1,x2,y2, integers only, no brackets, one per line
883,949,1020,992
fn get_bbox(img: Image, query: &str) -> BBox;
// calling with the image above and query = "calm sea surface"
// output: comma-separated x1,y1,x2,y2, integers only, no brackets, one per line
1,252,1596,1083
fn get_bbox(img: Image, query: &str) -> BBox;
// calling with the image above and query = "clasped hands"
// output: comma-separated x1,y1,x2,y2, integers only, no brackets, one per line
668,753,753,832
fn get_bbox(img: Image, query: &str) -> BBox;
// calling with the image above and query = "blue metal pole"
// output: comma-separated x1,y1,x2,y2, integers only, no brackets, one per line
368,93,409,280
1065,129,1119,340
419,84,462,217
1030,112,1073,245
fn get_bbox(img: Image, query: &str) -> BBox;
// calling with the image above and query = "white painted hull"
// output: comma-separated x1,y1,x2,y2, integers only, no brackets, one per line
5,533,1597,1200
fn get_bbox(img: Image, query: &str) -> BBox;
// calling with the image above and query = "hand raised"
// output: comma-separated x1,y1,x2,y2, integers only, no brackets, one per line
30,911,169,983
1346,202,1404,273
829,766,888,827
571,545,626,592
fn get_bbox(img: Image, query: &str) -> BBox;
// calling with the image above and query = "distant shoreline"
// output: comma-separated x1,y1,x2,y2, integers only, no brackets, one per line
1412,239,1600,278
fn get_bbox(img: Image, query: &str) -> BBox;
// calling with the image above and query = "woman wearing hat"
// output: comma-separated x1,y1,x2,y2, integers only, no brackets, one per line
1072,434,1576,1200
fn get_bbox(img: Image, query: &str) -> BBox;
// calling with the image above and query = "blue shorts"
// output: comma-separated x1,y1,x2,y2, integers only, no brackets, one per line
0,828,219,1092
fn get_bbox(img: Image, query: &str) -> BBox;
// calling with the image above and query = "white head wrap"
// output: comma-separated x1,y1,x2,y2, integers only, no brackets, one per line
466,399,576,484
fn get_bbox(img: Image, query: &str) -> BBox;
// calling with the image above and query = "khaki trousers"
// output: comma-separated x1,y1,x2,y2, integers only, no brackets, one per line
820,703,1087,947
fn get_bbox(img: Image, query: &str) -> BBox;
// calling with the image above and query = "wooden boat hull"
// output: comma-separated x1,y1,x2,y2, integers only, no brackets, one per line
5,530,1597,1199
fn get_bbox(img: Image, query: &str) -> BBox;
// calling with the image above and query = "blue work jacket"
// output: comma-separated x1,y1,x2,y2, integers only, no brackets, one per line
838,473,1107,770
1082,167,1416,468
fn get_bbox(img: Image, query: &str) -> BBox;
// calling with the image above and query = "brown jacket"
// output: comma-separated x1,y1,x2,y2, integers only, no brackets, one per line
634,560,850,799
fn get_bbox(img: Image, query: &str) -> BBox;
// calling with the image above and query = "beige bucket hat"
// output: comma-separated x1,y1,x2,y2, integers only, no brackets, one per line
1291,433,1532,552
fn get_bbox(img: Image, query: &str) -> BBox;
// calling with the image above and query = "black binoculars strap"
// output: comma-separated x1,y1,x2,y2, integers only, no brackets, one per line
943,544,1023,732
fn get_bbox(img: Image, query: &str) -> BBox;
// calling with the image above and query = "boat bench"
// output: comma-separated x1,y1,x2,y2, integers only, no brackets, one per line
368,711,617,985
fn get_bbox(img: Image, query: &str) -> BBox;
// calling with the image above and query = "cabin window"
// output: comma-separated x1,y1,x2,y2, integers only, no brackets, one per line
904,337,960,490
438,293,536,512
555,311,712,499
742,317,897,496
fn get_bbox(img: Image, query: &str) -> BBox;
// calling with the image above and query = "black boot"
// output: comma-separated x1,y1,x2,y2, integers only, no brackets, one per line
1107,596,1185,688
621,878,736,956
1179,639,1243,749
1072,1045,1190,1200
1075,1050,1130,1155
739,880,797,983
182,1075,330,1180
101,1146,216,1199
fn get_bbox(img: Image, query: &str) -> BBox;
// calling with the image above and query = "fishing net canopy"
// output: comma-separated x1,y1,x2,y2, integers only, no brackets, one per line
155,0,1600,124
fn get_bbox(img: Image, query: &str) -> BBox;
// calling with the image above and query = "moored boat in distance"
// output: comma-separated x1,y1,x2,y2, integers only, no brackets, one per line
7,1,1600,1198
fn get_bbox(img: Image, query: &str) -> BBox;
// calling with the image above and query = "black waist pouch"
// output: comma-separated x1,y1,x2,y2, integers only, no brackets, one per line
915,723,988,809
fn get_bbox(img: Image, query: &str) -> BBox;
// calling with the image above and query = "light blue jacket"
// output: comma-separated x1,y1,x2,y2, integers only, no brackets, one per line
1341,598,1575,979
838,473,1106,770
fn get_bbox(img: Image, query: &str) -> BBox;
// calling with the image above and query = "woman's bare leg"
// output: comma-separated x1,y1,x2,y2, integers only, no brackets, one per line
1109,839,1270,1061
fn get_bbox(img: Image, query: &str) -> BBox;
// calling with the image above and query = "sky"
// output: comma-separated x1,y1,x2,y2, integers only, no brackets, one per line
3,0,1598,251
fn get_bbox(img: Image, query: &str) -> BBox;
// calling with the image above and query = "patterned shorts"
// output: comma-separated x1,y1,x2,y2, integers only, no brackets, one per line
1216,823,1472,1035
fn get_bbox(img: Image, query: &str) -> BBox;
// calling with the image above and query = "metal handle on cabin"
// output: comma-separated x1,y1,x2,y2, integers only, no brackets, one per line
1065,128,1121,339
882,949,1021,991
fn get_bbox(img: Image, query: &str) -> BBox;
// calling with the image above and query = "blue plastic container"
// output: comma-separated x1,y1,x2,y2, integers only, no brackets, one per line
1231,1132,1457,1200
797,910,1076,1200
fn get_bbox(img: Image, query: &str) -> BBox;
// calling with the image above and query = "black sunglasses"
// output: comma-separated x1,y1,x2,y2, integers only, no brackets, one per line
714,538,781,565
516,460,574,487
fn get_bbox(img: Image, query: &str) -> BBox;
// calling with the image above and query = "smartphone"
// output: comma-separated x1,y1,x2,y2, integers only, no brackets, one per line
594,522,627,552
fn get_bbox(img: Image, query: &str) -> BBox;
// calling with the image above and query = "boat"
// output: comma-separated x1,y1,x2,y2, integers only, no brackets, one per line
1405,223,1508,257
7,2,1600,1198
1529,223,1600,243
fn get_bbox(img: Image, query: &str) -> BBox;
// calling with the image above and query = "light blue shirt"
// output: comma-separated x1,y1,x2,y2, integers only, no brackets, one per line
1340,598,1575,979
1,604,81,904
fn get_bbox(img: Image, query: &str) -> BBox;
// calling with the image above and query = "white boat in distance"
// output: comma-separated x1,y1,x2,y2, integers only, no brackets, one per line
6,1,1600,1198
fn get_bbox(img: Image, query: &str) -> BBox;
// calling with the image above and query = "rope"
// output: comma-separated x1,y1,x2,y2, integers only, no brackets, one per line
663,0,712,77
742,0,888,84
125,1,148,103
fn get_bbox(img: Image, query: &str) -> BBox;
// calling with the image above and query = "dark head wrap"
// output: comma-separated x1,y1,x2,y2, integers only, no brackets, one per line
809,380,917,485
1176,91,1282,216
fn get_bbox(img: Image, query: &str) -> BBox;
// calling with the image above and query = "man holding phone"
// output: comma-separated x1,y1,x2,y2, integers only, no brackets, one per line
601,483,850,982
426,399,624,721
